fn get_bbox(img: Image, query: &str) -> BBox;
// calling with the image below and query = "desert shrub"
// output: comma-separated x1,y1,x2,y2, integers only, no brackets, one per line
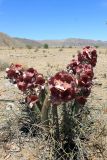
26,44,32,49
59,48,63,51
43,50,46,53
43,43,48,49
69,46,72,48
0,60,9,71
99,51,102,54
94,45,99,48
44,54,47,57
12,47,15,50
6,46,97,159
34,48,39,52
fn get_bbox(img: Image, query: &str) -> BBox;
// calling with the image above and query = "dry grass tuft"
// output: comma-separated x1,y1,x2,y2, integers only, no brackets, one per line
0,59,9,71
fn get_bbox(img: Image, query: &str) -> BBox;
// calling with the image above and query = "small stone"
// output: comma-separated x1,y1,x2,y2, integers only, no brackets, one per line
4,154,11,160
96,98,102,100
93,79,102,86
6,103,14,110
9,142,20,152
39,145,44,150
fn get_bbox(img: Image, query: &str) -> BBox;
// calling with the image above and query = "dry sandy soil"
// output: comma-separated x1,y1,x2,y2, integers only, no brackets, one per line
0,47,107,159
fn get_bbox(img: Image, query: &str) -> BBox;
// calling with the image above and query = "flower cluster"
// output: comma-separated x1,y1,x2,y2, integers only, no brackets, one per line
67,46,97,74
6,46,97,108
6,63,23,83
6,64,45,108
17,68,45,92
78,46,97,67
49,46,97,105
48,71,76,104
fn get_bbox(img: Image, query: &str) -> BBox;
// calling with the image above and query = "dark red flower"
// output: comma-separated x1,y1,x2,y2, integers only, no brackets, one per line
49,71,76,103
6,69,17,79
90,57,97,67
25,95,38,108
17,81,27,91
22,68,37,83
61,88,75,102
15,68,45,92
25,68,38,77
83,46,90,49
77,46,97,67
6,63,23,83
81,87,91,97
76,96,87,105
91,49,97,58
77,74,92,88
50,87,61,103
78,52,84,62
22,69,45,87
75,64,93,79
35,74,45,85
76,64,83,74
15,64,22,70
67,59,79,74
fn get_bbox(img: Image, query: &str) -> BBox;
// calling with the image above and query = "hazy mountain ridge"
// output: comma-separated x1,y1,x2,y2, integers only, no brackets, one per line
0,32,107,48
14,38,42,47
0,32,41,48
0,32,25,47
39,38,107,47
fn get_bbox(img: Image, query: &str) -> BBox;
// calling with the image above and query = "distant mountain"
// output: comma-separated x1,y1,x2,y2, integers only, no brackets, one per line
14,38,42,48
0,32,107,48
0,32,25,47
39,38,107,47
0,32,41,48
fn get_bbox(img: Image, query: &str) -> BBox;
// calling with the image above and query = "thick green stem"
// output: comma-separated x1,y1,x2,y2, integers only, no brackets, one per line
27,106,37,123
36,101,42,111
41,94,50,129
52,105,60,141
62,103,69,136
62,103,75,140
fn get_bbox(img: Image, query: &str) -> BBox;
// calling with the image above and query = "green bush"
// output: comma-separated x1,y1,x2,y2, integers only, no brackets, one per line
43,44,48,49
94,45,99,48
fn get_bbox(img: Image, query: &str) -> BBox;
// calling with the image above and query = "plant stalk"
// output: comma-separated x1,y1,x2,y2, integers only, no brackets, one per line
52,105,60,141
41,94,50,129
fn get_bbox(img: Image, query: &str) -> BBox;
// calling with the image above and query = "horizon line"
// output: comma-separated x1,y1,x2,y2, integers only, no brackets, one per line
0,31,107,42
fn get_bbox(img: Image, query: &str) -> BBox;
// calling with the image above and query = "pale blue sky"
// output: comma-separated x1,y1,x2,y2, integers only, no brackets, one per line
0,0,107,40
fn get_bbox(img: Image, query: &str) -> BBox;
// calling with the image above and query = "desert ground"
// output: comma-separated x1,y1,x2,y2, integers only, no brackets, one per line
0,47,107,159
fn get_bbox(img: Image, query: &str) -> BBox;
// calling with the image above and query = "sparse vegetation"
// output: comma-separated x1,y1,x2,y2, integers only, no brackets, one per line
94,45,99,48
26,44,32,49
43,49,46,53
12,46,15,50
59,48,63,51
0,47,107,159
43,43,48,49
5,46,99,159
34,48,39,52
0,59,9,71
69,46,72,48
